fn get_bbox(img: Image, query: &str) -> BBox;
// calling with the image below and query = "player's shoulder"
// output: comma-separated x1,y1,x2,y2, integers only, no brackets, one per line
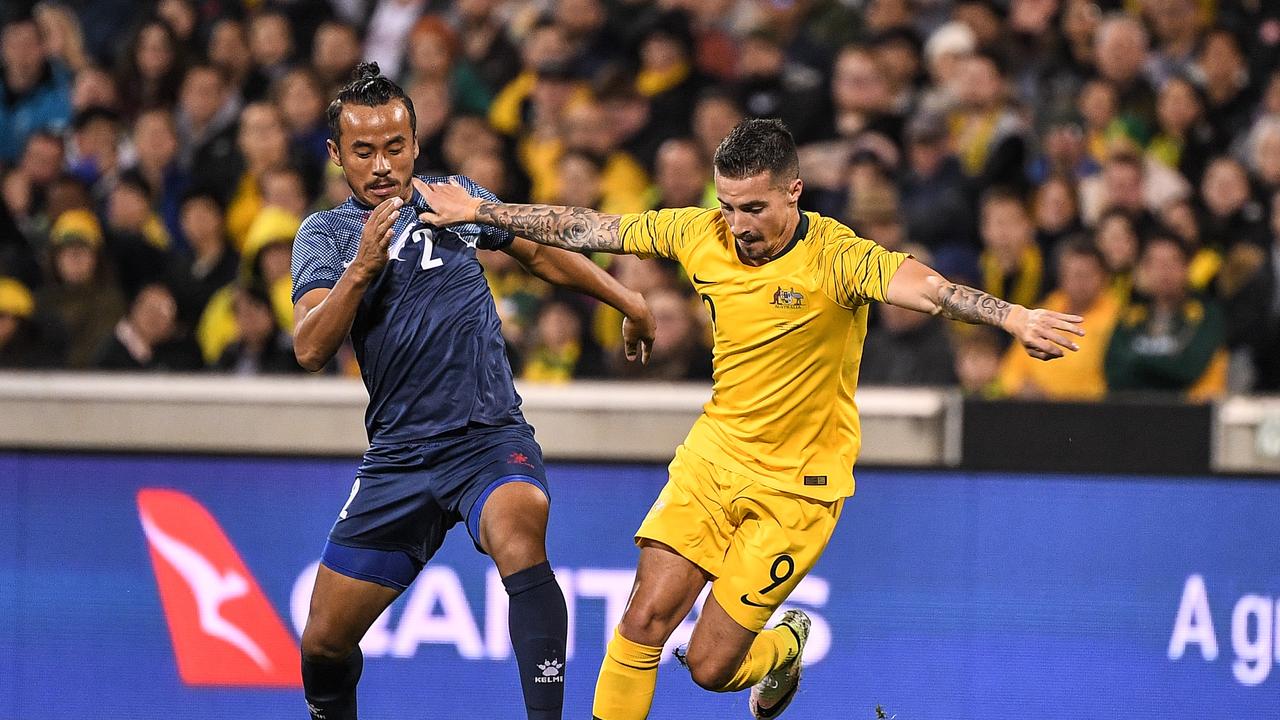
806,212,864,248
418,173,496,201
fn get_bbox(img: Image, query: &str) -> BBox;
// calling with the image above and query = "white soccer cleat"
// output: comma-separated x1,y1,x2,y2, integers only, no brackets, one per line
748,609,810,719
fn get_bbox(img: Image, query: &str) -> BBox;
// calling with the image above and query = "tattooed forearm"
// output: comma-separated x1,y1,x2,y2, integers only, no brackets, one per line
475,202,623,252
937,283,1012,328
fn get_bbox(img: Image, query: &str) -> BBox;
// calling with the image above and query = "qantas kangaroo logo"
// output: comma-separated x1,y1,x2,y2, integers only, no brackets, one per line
137,489,301,687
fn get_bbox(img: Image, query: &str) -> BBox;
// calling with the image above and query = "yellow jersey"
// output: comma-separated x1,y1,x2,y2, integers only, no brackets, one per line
620,207,909,501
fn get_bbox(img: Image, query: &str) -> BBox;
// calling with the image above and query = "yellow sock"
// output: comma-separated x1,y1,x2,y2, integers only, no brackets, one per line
714,626,799,693
592,628,663,720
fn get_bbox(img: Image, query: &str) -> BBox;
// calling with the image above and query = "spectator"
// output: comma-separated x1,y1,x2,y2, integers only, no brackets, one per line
176,64,240,191
35,209,126,368
401,16,492,116
551,100,649,215
406,77,452,176
597,75,663,172
196,206,297,365
1082,150,1163,234
450,0,521,96
899,110,973,260
1245,115,1280,206
1105,233,1227,399
948,51,1029,194
92,281,201,371
127,108,189,247
1094,14,1156,141
1197,28,1255,152
155,0,198,45
821,44,902,147
521,299,602,382
999,238,1120,400
1144,0,1203,89
649,138,712,210
311,20,362,97
1233,191,1280,390
0,276,60,368
954,326,1005,397
1198,156,1266,250
1095,207,1141,300
248,10,295,87
736,29,829,145
273,67,330,167
861,246,958,387
170,190,236,325
1148,75,1218,190
611,288,711,381
1033,174,1084,261
66,106,123,194
363,0,429,82
207,18,261,102
691,88,743,163
0,16,73,163
978,187,1044,310
115,18,185,118
33,1,90,74
105,171,171,297
224,102,291,249
636,12,708,141
215,283,304,375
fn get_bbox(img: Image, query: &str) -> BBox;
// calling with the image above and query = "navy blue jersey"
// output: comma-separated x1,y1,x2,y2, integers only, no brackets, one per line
291,175,522,444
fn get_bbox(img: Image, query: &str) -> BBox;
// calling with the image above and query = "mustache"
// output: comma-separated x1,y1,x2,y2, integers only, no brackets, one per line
366,178,397,189
735,232,763,243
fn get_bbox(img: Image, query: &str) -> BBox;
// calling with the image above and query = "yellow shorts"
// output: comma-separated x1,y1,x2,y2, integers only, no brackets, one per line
635,444,844,632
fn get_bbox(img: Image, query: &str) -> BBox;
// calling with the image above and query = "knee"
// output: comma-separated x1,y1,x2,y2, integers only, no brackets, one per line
687,656,736,692
617,600,684,647
301,622,357,663
489,534,548,578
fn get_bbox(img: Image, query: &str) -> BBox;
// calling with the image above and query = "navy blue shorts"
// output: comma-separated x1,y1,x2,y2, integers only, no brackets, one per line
323,423,548,589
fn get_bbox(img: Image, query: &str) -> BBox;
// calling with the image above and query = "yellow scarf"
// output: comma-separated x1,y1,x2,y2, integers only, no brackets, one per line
981,245,1044,309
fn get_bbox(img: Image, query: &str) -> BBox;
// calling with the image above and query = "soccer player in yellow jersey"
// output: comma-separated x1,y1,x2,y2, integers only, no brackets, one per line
419,119,1083,719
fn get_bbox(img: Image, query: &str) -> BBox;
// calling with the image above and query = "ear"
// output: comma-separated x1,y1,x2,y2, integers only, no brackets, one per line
413,135,420,160
326,138,342,167
788,177,803,204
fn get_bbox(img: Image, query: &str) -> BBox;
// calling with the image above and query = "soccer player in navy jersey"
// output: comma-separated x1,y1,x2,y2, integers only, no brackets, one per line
291,63,656,720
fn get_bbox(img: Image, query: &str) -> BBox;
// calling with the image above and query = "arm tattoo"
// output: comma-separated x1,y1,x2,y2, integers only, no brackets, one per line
937,283,1012,328
475,202,623,252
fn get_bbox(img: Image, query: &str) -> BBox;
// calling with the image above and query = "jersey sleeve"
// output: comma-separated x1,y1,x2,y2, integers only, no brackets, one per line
455,175,514,250
290,212,344,304
618,207,709,260
817,226,910,308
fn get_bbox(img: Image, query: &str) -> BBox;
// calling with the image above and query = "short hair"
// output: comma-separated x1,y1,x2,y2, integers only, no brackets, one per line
326,62,416,142
1055,234,1106,269
712,118,799,183
979,185,1026,213
1143,231,1191,262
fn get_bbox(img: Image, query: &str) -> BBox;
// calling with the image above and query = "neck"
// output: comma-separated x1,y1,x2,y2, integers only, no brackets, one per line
744,210,801,267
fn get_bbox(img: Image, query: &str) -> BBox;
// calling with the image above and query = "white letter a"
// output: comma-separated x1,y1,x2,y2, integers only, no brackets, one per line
1169,574,1218,661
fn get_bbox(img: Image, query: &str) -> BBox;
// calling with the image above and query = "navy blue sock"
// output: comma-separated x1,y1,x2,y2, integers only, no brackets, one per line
504,561,568,720
302,648,362,720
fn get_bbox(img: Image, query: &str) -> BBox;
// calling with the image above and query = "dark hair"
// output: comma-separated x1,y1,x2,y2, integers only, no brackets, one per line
713,118,799,183
979,185,1026,212
1142,231,1191,261
1055,234,1106,268
326,62,416,142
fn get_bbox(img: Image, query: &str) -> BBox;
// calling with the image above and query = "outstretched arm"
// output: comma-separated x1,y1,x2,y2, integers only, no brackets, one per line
418,180,626,253
886,258,1084,361
503,237,655,363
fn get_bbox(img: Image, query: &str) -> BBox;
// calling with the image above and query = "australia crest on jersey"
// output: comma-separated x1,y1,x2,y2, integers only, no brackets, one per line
770,286,806,310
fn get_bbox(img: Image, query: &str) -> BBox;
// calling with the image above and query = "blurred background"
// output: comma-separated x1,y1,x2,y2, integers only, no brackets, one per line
2,0,1280,718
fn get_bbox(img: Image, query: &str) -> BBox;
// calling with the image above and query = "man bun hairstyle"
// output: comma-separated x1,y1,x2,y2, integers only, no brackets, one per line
326,62,417,141
713,118,800,184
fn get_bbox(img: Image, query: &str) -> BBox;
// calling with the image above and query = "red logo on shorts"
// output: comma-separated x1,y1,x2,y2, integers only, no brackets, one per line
137,488,301,687
507,451,534,468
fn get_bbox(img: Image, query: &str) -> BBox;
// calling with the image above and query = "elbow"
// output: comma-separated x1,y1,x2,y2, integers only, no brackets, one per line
293,342,329,373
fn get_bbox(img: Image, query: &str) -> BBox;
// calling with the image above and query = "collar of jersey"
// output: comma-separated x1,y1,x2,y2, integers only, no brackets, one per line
740,211,808,267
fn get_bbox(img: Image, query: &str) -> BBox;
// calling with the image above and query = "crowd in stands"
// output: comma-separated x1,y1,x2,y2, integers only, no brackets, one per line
2,0,1280,401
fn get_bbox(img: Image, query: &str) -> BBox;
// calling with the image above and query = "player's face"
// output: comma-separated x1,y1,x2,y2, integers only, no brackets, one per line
327,101,419,207
714,170,802,263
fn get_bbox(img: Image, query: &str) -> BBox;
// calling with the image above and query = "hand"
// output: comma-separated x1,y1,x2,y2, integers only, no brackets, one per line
1007,306,1085,361
349,195,402,284
417,178,484,226
622,300,656,364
